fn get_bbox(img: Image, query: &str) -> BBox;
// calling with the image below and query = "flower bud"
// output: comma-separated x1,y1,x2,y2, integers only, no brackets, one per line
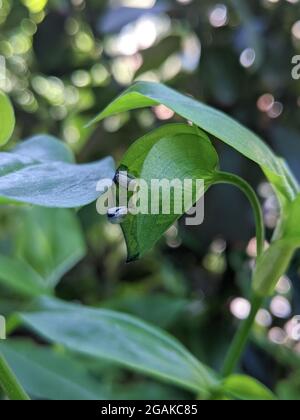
107,206,128,224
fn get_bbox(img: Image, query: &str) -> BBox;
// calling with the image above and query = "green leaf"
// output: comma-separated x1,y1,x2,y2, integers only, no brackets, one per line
222,375,276,401
283,194,300,240
277,373,300,401
0,91,15,146
0,135,115,207
15,207,86,288
0,255,48,297
88,81,298,204
20,296,219,395
252,194,300,297
0,340,110,400
252,239,297,297
115,381,186,400
114,124,219,260
12,134,75,163
104,293,189,329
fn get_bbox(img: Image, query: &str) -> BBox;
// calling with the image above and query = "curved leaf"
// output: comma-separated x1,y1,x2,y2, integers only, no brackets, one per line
116,124,219,260
0,91,15,146
0,135,115,207
20,296,219,395
252,239,297,297
89,81,299,203
252,195,300,297
222,374,276,401
16,207,86,288
284,194,300,240
12,134,75,163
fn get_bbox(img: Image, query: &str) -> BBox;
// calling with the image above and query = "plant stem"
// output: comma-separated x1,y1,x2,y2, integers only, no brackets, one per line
221,293,264,377
0,353,30,400
214,172,265,257
214,171,266,376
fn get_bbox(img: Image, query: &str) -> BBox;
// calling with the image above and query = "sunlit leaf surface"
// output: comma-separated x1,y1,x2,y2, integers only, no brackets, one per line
0,135,115,207
0,91,15,146
89,82,299,204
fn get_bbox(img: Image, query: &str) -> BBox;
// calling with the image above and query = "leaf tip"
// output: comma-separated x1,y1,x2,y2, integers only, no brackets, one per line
84,117,98,128
126,253,140,264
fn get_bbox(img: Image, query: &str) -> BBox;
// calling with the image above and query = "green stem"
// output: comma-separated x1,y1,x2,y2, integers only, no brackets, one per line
221,293,264,378
0,353,30,400
214,172,265,258
213,171,266,376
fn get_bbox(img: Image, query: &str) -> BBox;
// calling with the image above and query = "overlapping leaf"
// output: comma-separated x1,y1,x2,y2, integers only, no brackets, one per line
20,296,218,395
283,194,300,240
15,207,86,288
114,124,219,260
0,135,115,207
0,207,86,296
89,81,299,204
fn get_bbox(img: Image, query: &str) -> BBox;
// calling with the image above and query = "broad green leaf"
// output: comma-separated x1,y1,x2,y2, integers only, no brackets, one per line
0,340,110,400
20,296,219,395
15,207,86,288
89,81,299,204
0,91,15,146
0,255,48,297
0,135,115,207
11,134,75,163
104,293,189,329
0,340,187,400
222,375,276,401
114,124,219,260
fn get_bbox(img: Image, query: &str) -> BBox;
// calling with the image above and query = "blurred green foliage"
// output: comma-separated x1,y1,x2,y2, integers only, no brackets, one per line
1,0,300,400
